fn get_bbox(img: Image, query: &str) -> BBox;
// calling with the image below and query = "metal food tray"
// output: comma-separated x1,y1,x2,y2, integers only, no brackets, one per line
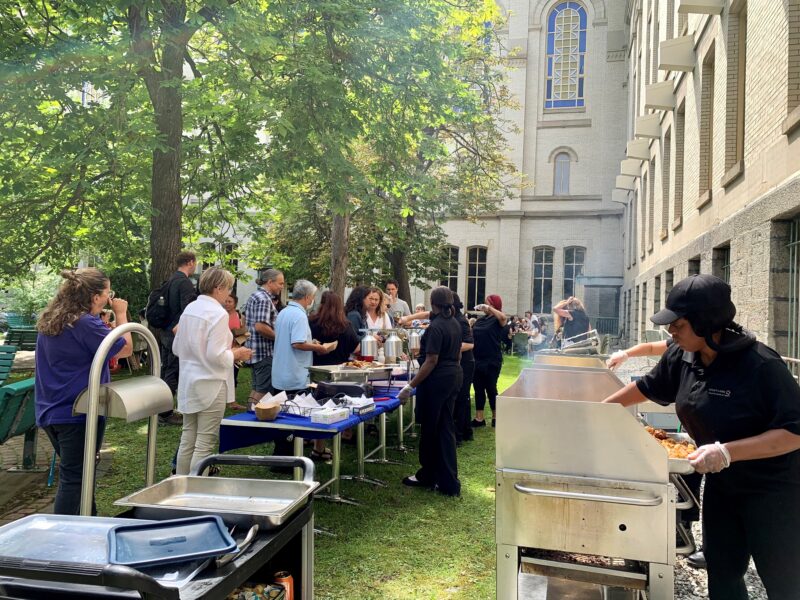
308,364,392,383
115,455,318,530
666,432,695,475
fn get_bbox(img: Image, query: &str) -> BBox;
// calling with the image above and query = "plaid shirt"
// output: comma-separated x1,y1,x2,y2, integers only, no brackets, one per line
244,287,278,363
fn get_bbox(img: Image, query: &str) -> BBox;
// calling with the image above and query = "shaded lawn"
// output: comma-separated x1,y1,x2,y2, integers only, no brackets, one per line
94,355,528,599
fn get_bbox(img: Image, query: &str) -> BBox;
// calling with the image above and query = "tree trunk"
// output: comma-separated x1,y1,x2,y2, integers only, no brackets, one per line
148,34,186,287
387,248,412,304
330,212,350,298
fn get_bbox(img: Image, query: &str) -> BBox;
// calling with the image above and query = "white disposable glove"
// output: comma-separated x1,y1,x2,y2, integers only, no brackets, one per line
398,384,414,403
606,350,629,370
688,442,731,474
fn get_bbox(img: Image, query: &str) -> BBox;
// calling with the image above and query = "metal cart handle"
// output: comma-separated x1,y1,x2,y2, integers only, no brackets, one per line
0,559,179,599
191,454,315,484
513,483,663,507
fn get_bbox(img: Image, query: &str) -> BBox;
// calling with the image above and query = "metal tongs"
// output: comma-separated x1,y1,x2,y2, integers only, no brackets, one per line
216,523,259,568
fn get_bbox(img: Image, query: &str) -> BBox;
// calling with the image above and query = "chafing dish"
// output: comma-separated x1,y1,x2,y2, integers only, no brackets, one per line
115,455,318,530
308,364,392,384
496,366,689,599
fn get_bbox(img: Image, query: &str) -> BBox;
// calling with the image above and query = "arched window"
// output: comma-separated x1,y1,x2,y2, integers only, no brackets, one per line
532,246,554,313
554,152,571,195
545,2,587,109
563,246,586,298
440,246,459,292
466,246,487,309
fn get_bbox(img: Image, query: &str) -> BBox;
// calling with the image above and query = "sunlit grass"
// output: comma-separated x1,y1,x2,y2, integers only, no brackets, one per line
93,355,527,598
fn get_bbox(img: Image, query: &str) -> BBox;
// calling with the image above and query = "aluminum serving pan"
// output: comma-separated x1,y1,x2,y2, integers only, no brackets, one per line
114,455,318,530
667,432,695,475
308,364,393,384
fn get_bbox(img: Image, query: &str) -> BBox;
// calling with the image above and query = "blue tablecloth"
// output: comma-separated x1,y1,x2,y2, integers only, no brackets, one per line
219,392,402,453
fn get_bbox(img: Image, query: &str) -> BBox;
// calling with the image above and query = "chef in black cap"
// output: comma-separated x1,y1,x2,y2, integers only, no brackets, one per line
603,274,800,600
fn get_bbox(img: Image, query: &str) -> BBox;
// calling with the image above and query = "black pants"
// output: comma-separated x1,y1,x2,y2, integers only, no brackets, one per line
473,361,501,413
43,419,105,515
679,472,702,524
159,332,179,417
703,477,800,599
415,368,462,496
453,359,475,441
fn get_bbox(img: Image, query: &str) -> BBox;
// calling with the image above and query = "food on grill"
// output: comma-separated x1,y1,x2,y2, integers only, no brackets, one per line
644,426,696,459
343,360,372,368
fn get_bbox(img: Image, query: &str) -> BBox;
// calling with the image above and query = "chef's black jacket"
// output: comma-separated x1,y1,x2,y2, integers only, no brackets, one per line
417,312,462,368
637,333,800,493
456,313,474,364
472,315,504,367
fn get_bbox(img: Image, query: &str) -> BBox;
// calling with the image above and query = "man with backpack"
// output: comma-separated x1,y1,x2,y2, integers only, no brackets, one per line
146,251,197,425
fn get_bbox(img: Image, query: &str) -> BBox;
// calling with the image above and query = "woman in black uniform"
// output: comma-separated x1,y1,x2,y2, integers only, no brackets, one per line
603,275,800,599
399,286,463,496
471,294,507,428
452,294,475,443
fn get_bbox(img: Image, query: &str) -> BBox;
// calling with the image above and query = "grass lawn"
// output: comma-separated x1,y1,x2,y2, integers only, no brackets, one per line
92,355,529,599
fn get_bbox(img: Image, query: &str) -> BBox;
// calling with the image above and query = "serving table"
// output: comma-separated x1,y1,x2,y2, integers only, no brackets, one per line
219,393,404,505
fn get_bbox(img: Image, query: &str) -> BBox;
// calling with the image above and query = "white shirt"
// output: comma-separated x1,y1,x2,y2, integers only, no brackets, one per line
173,295,234,413
366,312,393,330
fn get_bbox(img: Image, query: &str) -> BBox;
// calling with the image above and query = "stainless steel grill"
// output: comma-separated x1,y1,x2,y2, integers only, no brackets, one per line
496,365,686,599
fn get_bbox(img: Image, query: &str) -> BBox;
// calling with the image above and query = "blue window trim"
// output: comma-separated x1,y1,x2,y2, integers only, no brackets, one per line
545,2,587,110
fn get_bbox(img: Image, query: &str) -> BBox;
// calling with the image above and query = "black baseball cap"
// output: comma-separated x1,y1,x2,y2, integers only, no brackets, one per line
650,274,734,326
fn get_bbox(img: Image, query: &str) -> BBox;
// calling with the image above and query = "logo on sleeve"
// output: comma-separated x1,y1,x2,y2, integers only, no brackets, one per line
708,388,732,398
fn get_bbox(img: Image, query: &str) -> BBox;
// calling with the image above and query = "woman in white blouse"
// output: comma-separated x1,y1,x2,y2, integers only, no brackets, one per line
364,286,393,330
173,267,252,475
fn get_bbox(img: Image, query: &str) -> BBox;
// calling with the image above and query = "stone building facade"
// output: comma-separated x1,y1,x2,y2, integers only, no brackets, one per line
431,0,629,326
619,0,800,355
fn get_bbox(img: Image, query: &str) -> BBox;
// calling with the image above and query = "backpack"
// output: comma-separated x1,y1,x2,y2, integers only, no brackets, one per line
144,279,173,329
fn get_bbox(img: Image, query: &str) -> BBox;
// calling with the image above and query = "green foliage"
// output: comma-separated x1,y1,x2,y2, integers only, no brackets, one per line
0,266,61,318
0,0,518,293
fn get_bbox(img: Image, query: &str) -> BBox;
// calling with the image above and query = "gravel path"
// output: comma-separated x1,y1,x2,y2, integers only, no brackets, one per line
614,357,767,600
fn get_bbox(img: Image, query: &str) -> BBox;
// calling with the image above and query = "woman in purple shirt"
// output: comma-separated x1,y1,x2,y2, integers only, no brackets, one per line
35,269,133,514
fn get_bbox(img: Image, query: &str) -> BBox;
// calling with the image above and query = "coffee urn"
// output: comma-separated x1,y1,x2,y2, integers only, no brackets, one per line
360,332,378,360
407,329,421,352
384,331,403,364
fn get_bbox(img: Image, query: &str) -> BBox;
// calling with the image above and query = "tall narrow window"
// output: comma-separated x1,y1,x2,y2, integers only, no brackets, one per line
466,247,487,310
713,244,731,283
532,247,554,313
665,269,674,295
674,102,685,228
699,46,716,202
554,152,571,195
640,282,648,341
678,11,687,35
788,2,800,120
666,0,675,40
440,246,459,292
563,246,586,298
787,219,800,360
654,275,662,313
688,256,701,276
640,173,648,258
651,1,660,84
545,2,587,109
632,192,639,264
634,285,641,342
648,158,656,251
725,4,747,179
662,129,672,236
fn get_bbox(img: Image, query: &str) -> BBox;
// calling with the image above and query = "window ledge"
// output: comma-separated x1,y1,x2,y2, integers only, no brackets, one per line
783,106,800,137
659,229,669,241
672,215,683,231
537,118,592,129
543,107,587,115
697,189,712,210
721,160,744,188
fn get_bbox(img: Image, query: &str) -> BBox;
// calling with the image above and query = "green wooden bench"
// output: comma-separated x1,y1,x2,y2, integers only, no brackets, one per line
0,345,17,387
0,377,39,470
4,328,38,352
5,314,35,328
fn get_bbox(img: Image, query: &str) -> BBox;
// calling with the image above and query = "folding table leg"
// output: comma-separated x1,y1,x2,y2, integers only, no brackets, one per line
314,433,360,505
365,412,404,466
394,399,413,452
340,422,386,487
